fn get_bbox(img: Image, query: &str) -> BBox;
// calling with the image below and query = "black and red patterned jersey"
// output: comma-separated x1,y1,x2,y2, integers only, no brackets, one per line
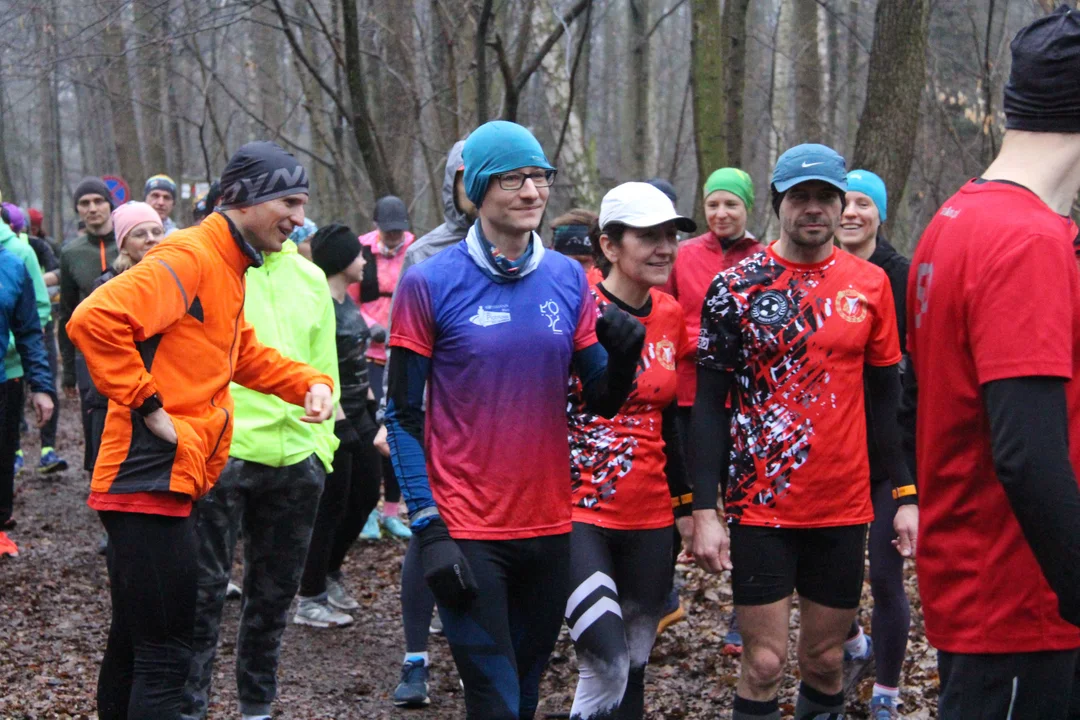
698,244,900,528
568,283,695,529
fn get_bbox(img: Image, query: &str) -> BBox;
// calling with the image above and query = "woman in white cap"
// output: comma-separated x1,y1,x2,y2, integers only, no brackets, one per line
564,182,697,720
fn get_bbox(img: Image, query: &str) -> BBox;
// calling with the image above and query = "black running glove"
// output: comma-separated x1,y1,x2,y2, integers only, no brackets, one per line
417,517,478,612
334,418,361,448
596,304,646,362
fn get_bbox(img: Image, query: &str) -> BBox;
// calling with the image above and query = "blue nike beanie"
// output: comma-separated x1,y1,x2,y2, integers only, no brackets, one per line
845,169,888,222
463,121,555,207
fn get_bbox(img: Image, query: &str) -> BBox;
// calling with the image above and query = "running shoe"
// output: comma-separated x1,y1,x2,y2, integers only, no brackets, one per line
869,695,899,720
327,575,360,611
0,531,19,558
429,609,443,635
359,508,381,541
382,515,413,539
38,447,68,474
13,450,23,474
226,581,242,600
657,588,685,633
722,610,743,656
393,659,431,707
842,634,875,696
293,598,354,628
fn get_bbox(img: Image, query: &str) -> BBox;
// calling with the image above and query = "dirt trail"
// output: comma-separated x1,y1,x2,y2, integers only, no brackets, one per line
0,396,938,719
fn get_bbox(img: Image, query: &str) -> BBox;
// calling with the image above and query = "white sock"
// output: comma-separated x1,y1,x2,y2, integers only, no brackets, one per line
873,684,899,700
405,652,429,666
843,627,868,657
242,715,271,720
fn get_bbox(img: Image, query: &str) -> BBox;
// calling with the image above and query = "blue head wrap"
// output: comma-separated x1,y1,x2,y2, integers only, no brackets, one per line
463,121,555,207
845,169,888,222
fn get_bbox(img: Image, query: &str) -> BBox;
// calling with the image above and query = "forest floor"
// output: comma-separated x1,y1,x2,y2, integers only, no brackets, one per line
0,395,941,719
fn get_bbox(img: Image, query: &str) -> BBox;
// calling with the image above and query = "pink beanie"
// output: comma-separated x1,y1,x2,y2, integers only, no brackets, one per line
112,201,163,252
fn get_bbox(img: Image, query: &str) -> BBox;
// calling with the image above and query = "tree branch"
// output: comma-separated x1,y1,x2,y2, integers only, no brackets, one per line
513,0,592,94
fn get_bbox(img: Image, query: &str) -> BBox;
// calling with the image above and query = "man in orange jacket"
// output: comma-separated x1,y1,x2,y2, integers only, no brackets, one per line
67,141,335,720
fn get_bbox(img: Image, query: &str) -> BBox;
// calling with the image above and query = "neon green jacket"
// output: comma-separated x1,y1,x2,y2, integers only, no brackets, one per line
229,240,340,472
3,223,51,380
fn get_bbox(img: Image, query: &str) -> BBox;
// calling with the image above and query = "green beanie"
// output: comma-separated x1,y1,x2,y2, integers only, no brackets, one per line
703,167,754,211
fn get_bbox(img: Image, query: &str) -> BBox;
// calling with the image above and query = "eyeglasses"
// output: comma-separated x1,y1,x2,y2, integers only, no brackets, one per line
495,169,557,191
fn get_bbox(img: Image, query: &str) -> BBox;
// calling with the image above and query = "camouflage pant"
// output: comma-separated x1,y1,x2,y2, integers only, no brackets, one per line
181,455,324,719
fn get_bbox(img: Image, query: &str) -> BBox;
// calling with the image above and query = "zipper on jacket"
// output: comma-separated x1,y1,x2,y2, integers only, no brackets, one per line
207,279,245,462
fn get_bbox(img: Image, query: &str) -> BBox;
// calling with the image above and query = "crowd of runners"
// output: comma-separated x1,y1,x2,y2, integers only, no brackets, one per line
0,7,1079,720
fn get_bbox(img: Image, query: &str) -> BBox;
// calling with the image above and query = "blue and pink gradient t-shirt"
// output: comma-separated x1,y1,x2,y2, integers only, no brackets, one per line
390,240,599,540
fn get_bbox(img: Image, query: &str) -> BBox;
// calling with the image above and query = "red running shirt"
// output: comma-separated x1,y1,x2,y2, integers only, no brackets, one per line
698,244,900,528
908,180,1080,654
569,284,695,529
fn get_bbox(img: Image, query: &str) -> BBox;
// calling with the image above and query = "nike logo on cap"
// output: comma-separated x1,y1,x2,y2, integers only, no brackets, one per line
801,161,824,167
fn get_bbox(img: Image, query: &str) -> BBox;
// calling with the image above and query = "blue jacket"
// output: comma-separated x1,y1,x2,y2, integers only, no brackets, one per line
0,246,51,393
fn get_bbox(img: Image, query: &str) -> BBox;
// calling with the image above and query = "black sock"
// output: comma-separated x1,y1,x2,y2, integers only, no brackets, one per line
732,694,781,720
794,681,844,719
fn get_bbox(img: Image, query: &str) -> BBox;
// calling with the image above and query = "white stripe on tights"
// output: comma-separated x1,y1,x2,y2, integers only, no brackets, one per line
569,597,623,642
565,570,618,618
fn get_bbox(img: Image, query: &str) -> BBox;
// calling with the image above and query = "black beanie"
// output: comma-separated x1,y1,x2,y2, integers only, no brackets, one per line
73,177,114,210
219,141,309,210
310,223,361,277
1004,5,1080,133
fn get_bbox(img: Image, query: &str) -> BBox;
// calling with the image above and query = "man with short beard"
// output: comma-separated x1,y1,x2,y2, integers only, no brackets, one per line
690,144,918,720
67,141,335,719
59,178,119,471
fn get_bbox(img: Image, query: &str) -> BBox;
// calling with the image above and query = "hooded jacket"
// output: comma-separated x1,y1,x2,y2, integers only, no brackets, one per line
1,222,51,382
0,247,51,392
229,240,340,472
355,229,414,363
399,141,471,277
67,212,334,501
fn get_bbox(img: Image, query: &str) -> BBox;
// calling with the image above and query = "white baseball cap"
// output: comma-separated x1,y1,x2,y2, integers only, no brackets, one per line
598,182,697,233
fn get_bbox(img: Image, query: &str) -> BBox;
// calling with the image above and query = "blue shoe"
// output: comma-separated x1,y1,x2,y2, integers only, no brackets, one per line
393,659,430,707
13,450,23,474
38,447,68,474
722,611,743,656
870,694,899,720
382,515,412,539
359,508,381,541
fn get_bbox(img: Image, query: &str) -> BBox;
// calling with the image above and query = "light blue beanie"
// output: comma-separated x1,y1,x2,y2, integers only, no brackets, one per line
463,121,555,207
845,169,888,222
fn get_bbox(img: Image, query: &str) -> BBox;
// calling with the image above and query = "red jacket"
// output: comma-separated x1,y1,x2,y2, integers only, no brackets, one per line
663,231,764,406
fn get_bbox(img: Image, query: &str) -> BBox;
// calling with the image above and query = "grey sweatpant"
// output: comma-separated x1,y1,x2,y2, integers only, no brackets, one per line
181,455,325,719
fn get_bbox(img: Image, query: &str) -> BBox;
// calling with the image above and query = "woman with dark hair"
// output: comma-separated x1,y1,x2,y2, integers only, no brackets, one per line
565,182,697,719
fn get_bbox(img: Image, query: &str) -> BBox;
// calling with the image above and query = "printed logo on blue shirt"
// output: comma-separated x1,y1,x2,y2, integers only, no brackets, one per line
539,300,563,334
469,305,512,327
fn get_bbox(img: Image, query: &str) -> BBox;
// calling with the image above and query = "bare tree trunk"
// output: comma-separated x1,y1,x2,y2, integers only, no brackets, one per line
340,0,396,197
722,0,750,167
474,0,494,124
134,0,168,176
825,0,841,142
691,0,724,224
102,5,145,190
380,0,418,205
843,0,860,154
793,0,822,143
626,0,651,178
254,3,286,135
851,0,930,241
0,70,17,203
35,0,64,238
431,0,461,145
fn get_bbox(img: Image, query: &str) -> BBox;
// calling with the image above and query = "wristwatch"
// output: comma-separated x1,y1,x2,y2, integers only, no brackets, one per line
135,393,164,417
